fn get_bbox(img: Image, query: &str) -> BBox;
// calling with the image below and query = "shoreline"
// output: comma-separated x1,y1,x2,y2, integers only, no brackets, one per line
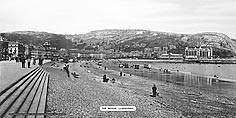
117,59,236,83
43,62,180,117
118,59,236,64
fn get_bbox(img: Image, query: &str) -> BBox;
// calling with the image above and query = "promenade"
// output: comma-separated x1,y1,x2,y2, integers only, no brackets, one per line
0,60,51,92
0,61,38,92
0,60,50,118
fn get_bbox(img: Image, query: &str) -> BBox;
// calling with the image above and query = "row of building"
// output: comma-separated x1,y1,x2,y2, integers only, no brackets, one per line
1,35,215,60
0,36,57,60
56,45,214,60
103,45,212,60
185,45,213,59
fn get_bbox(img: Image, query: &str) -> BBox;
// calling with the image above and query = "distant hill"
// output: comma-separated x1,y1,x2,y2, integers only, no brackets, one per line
76,29,236,57
1,31,73,50
1,29,235,58
230,38,236,53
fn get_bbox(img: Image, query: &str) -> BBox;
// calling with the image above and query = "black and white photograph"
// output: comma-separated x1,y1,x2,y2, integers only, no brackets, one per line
0,0,236,117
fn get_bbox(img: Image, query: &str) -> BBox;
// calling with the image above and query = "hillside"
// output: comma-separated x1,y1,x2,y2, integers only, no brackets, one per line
76,29,236,57
1,31,73,50
230,38,236,53
1,29,236,58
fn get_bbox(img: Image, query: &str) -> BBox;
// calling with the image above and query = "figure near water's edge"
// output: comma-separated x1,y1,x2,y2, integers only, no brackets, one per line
152,84,158,97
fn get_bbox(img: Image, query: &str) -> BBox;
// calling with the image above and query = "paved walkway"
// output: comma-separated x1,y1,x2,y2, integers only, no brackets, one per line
0,61,37,92
0,67,49,118
0,60,50,92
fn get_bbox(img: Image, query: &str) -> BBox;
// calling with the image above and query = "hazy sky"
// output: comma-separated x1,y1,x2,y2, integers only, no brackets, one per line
0,0,236,38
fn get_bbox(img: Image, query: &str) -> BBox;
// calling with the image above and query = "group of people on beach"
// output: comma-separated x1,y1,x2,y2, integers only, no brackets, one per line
62,60,159,97
105,62,159,97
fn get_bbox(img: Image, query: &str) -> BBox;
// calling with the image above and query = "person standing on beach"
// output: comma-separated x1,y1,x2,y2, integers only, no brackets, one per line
111,78,115,83
152,84,158,97
120,72,123,76
103,74,109,82
64,63,70,78
103,74,107,82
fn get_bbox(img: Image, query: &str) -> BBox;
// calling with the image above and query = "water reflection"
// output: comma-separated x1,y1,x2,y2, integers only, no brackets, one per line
124,69,236,97
183,74,212,86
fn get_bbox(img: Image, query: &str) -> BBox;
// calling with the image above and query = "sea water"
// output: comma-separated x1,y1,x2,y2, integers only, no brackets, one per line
151,63,236,81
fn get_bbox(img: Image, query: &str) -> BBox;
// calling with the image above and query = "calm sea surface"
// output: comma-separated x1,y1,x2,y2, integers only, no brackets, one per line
119,60,236,97
151,63,236,81
144,63,236,97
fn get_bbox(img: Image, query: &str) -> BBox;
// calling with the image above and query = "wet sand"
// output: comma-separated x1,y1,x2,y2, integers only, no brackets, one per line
43,61,236,118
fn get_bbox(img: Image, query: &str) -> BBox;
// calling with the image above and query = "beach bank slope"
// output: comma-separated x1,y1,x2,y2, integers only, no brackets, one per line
43,61,236,118
43,62,178,118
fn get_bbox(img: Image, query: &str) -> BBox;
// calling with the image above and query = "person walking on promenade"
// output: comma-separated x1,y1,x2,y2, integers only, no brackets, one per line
16,56,19,63
38,56,41,66
41,57,44,65
33,57,36,65
152,84,158,97
27,56,31,68
21,55,26,68
38,56,44,66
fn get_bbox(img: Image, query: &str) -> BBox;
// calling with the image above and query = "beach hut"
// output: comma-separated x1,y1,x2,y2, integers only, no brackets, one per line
144,64,151,69
123,63,129,68
119,64,123,68
97,61,102,66
134,65,140,69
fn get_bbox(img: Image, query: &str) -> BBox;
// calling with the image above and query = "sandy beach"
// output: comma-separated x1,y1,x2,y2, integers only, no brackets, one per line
42,61,236,118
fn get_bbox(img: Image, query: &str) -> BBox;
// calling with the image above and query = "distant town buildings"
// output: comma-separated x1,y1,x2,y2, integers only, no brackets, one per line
185,46,213,59
144,48,153,53
77,53,105,60
159,53,183,60
169,45,176,50
8,42,25,58
2,33,228,61
0,36,60,60
162,46,168,53
0,35,7,60
153,47,161,52
43,42,51,51
42,41,58,59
